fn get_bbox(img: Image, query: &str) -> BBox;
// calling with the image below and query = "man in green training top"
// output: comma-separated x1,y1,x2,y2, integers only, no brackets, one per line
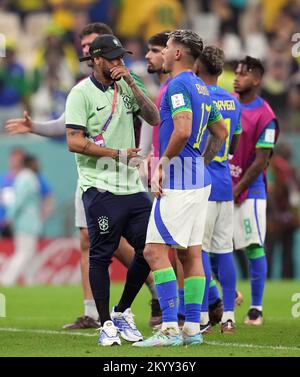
65,34,160,346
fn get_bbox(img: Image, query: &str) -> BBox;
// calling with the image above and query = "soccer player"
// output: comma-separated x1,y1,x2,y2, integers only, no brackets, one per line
65,34,159,346
194,46,242,333
134,30,227,347
5,22,162,330
230,56,279,325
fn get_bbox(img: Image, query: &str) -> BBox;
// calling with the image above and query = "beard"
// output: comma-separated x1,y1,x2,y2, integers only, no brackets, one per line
103,68,113,81
147,66,159,74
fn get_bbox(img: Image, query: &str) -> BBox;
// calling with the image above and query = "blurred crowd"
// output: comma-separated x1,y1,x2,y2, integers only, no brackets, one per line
0,0,300,130
0,0,300,279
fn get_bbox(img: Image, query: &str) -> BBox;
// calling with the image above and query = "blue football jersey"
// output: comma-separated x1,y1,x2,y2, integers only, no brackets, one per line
201,85,242,201
159,72,222,190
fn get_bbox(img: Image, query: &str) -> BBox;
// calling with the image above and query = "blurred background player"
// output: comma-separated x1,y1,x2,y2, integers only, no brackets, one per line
5,22,162,330
0,154,41,286
230,56,279,325
0,148,53,238
194,45,242,334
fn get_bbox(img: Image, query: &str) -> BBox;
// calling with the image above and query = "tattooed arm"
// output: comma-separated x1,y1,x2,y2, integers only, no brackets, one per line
110,66,160,126
66,128,141,162
161,111,192,161
66,128,117,157
202,118,228,166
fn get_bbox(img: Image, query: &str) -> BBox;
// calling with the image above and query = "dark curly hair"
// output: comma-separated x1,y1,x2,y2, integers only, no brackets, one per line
168,30,203,60
237,56,265,77
197,45,225,76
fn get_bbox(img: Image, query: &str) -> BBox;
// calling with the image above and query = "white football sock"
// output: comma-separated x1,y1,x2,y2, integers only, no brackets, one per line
161,322,179,334
250,305,262,311
221,311,235,323
183,322,200,336
200,312,209,325
84,300,98,320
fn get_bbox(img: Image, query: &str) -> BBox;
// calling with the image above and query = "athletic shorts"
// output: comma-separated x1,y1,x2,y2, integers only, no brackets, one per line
83,188,152,261
202,201,234,254
233,198,266,250
146,186,211,249
75,182,87,228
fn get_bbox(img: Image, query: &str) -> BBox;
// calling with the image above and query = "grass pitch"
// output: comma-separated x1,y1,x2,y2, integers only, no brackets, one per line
0,281,300,357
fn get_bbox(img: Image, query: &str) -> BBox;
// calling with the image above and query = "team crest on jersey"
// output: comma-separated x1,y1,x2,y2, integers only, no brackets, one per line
98,216,109,234
122,94,132,109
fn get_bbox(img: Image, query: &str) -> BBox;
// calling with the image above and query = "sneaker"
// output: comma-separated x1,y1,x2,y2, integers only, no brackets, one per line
220,319,236,334
200,322,213,335
62,315,100,330
178,313,185,328
149,299,162,329
209,298,223,326
182,331,203,346
132,328,182,347
244,308,264,325
98,320,121,346
235,291,244,306
111,307,143,342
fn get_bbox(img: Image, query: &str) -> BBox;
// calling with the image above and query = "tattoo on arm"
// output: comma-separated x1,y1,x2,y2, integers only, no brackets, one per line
129,84,160,125
67,129,84,137
202,134,224,166
173,113,193,121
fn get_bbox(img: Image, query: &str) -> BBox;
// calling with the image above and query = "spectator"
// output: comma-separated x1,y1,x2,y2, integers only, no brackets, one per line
266,144,300,278
0,154,42,286
0,148,25,237
0,148,54,237
0,39,29,132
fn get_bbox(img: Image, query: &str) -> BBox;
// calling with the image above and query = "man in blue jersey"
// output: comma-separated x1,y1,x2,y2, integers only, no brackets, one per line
133,30,228,347
230,57,279,325
194,46,242,333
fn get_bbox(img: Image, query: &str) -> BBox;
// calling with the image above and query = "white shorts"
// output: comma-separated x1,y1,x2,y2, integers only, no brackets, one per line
202,201,234,254
75,182,87,228
146,186,211,249
233,198,266,250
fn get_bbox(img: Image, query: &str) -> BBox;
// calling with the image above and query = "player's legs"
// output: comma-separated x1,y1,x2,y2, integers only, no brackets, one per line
234,199,267,325
174,250,185,325
210,201,237,332
0,233,37,286
83,189,125,325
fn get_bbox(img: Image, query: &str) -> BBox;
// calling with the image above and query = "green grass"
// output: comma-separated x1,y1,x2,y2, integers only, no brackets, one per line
0,281,300,357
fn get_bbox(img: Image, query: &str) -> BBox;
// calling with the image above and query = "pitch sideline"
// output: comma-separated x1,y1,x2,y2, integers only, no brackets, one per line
0,327,300,352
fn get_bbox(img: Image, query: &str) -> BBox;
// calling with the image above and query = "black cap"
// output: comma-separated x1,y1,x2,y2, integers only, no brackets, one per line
79,34,132,62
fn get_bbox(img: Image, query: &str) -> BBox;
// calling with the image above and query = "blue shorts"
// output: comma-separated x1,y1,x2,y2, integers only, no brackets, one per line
82,188,152,266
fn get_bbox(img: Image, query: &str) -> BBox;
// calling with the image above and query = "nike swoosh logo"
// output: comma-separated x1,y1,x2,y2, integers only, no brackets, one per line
96,106,106,111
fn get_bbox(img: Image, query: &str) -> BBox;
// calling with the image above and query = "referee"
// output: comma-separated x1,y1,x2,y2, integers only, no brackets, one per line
65,34,159,346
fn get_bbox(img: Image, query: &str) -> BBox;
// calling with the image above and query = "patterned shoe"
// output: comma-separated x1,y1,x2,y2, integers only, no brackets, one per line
62,316,100,330
244,308,264,325
149,299,162,329
209,298,223,326
111,307,143,342
200,322,213,335
182,331,203,346
132,328,182,347
220,320,236,334
98,320,121,346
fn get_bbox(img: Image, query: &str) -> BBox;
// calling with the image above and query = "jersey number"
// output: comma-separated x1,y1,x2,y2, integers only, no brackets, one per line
213,118,231,162
193,103,211,149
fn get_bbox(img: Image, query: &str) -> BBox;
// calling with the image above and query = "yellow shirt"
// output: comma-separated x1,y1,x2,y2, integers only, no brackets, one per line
116,0,183,39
